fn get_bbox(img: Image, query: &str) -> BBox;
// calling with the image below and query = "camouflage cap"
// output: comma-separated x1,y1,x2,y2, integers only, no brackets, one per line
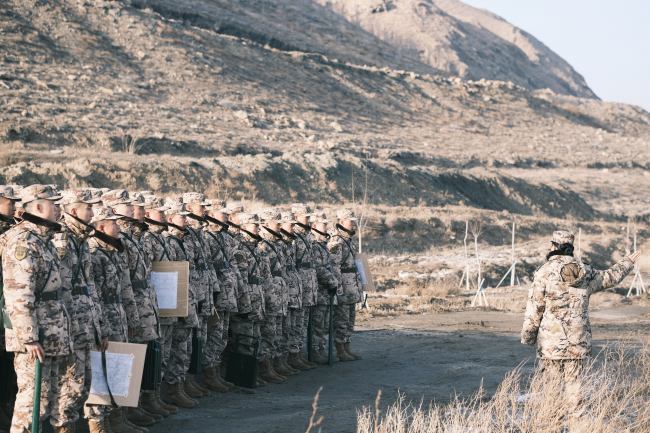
0,185,20,201
552,230,575,245
91,206,123,225
312,210,329,224
182,192,210,206
57,189,102,206
226,201,244,214
19,184,62,205
336,208,358,221
239,213,259,225
258,208,281,223
280,211,295,224
143,195,169,212
101,189,132,207
130,192,147,207
291,203,312,216
207,199,226,210
165,199,190,216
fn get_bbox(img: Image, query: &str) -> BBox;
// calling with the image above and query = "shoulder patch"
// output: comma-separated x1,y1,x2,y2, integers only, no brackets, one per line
14,244,28,261
560,263,580,283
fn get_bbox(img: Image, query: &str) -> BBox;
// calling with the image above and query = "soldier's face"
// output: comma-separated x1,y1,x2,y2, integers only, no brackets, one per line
70,203,93,224
281,222,293,233
243,223,259,235
297,215,310,225
188,203,205,217
169,214,186,228
210,211,229,223
314,222,327,234
32,199,58,222
340,219,357,232
146,209,165,223
132,206,145,222
267,221,281,232
0,197,15,217
113,204,133,218
99,220,120,238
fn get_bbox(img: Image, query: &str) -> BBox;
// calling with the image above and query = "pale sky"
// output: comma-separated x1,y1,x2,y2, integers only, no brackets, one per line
462,0,650,111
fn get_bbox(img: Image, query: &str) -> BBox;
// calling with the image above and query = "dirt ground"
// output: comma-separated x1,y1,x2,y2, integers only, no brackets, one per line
151,304,650,433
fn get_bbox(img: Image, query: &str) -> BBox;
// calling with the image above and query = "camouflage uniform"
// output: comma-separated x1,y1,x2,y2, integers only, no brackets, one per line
3,185,73,433
52,207,104,426
521,230,635,411
311,232,339,354
162,224,199,385
203,223,238,369
279,213,303,356
328,225,362,345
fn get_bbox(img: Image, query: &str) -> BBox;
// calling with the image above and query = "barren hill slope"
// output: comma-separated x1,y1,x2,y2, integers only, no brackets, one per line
1,0,649,219
318,0,597,98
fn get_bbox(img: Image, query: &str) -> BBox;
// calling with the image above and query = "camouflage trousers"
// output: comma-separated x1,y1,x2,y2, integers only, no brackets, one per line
539,358,587,415
185,318,208,373
277,314,290,356
164,325,191,385
260,315,283,360
311,304,331,352
11,353,69,433
159,322,176,381
334,303,356,344
287,308,304,354
229,315,261,357
203,311,230,368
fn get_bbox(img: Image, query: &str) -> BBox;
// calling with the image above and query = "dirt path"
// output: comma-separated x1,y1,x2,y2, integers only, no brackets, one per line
151,305,650,433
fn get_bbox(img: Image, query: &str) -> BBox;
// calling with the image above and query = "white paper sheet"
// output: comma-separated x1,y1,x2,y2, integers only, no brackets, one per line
355,258,367,285
150,271,178,309
90,351,134,397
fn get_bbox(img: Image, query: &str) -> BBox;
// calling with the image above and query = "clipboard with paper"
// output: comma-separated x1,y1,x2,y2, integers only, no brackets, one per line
87,342,147,407
151,261,189,317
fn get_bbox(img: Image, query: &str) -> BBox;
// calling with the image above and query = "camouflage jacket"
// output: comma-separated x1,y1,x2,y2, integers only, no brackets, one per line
521,254,635,359
3,220,72,356
280,238,302,309
52,217,102,350
328,232,362,304
222,229,251,314
186,221,217,316
293,228,318,307
0,217,16,351
204,227,239,313
88,236,138,341
164,228,199,328
119,222,160,342
258,232,288,316
233,232,265,321
142,225,175,325
313,238,339,305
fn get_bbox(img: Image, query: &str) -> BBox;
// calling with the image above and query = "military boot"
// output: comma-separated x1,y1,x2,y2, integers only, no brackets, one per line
109,408,143,433
336,343,355,362
258,360,283,384
187,374,210,396
88,419,111,433
298,352,317,369
126,408,156,427
344,342,362,360
216,363,236,389
280,355,300,375
140,390,169,418
156,387,178,414
202,366,230,392
287,352,307,370
312,349,329,365
162,382,198,409
267,358,288,382
273,356,296,376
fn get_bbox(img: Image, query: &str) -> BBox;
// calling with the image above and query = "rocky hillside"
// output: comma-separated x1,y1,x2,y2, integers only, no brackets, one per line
1,0,649,220
318,0,597,98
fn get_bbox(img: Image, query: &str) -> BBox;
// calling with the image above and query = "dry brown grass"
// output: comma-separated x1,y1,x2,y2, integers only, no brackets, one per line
354,340,650,433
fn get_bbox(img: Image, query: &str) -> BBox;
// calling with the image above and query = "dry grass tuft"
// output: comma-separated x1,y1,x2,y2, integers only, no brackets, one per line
355,340,650,433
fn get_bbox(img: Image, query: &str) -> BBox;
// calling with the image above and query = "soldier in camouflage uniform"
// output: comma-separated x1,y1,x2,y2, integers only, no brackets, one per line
88,206,141,433
102,190,162,428
521,230,639,414
2,185,73,433
0,186,20,430
328,209,363,362
230,212,267,386
257,209,291,382
289,204,318,369
279,212,308,371
202,201,238,392
161,200,200,408
182,193,218,395
309,212,339,364
51,190,106,433
141,196,179,416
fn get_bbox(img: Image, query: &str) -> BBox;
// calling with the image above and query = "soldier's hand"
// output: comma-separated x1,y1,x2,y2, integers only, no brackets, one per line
25,342,45,362
628,250,642,263
101,338,109,352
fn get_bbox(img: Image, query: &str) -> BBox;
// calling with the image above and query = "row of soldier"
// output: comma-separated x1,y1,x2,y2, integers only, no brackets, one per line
0,184,365,433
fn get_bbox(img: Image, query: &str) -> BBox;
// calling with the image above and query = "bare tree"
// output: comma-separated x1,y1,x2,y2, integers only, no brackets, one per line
121,132,142,154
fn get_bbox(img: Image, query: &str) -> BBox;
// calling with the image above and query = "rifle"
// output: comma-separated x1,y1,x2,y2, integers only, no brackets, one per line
21,212,62,232
261,226,284,241
328,293,335,366
65,213,124,252
32,359,42,433
311,226,330,240
293,222,312,232
144,217,168,229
